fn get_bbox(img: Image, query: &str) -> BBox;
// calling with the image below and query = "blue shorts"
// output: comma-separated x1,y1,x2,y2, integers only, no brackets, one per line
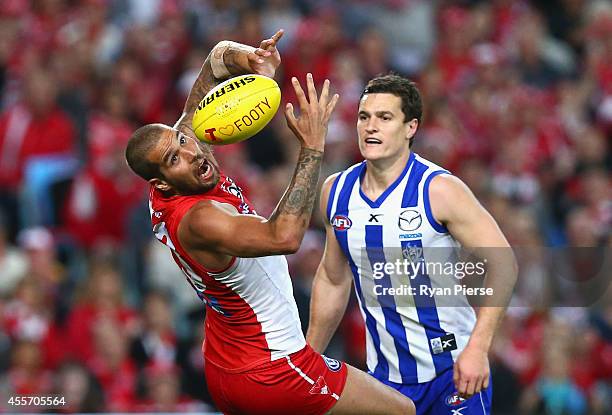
377,368,492,415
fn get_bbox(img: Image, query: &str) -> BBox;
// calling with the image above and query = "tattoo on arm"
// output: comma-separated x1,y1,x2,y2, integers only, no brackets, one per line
275,148,323,217
223,48,249,75
173,58,218,157
176,58,217,131
174,43,253,135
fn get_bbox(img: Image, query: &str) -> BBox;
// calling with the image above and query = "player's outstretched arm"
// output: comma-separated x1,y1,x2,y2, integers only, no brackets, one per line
306,173,353,353
180,75,339,258
174,30,284,137
429,174,518,399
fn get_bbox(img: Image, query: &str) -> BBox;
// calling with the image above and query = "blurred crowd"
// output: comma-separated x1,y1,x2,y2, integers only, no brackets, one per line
0,0,610,413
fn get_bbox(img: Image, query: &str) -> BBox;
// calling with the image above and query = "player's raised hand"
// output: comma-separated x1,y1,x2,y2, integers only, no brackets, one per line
285,73,339,152
248,29,284,78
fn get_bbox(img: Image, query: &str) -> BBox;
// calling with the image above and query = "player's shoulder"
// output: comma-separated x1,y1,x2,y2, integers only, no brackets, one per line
429,173,468,198
319,163,362,220
178,199,240,248
180,199,211,230
321,172,341,196
183,199,236,223
413,153,448,173
428,171,476,225
321,162,363,196
410,153,456,190
319,173,341,219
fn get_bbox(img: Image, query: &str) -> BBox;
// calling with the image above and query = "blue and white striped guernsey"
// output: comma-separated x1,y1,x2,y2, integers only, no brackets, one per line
327,152,477,384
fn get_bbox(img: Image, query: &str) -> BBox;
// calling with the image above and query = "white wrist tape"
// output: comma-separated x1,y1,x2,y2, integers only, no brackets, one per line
211,41,232,79
211,41,257,79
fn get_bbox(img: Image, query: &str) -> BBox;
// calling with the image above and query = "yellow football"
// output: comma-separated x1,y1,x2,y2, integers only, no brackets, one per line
192,74,281,145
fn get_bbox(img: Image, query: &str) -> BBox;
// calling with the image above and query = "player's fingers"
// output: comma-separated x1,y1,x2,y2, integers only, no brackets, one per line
482,372,490,389
473,375,484,395
259,39,274,49
465,377,477,398
247,52,265,64
291,77,309,109
260,30,283,49
456,374,469,397
271,29,284,43
319,79,330,109
284,102,298,130
324,93,339,121
254,48,272,57
306,73,318,109
458,378,472,398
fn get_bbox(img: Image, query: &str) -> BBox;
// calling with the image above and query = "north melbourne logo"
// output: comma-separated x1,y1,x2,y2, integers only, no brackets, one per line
398,209,422,231
402,245,423,263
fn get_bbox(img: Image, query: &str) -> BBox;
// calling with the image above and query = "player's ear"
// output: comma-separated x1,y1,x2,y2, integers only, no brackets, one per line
405,118,418,141
150,178,172,192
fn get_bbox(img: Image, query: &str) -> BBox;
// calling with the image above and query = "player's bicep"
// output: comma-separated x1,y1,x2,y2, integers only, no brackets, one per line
181,201,294,257
430,175,509,248
317,223,352,286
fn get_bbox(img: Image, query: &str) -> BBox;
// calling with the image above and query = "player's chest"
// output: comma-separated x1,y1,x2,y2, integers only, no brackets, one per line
216,176,256,215
331,203,429,243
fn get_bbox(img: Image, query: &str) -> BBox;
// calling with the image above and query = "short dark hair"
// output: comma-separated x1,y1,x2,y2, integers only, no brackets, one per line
125,123,166,181
361,73,423,125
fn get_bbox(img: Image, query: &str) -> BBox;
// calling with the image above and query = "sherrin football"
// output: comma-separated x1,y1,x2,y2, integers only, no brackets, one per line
192,74,281,145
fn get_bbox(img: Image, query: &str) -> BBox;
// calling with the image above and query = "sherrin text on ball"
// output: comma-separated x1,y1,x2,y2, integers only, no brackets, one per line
192,74,281,145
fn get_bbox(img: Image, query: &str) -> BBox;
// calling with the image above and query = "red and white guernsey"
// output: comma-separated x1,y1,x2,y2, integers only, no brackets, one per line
149,173,306,371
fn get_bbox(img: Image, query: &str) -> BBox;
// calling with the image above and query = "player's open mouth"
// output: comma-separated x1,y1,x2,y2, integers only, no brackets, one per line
198,159,213,181
365,137,382,145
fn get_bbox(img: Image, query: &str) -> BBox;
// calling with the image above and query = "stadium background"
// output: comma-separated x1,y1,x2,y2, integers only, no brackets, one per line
0,0,610,413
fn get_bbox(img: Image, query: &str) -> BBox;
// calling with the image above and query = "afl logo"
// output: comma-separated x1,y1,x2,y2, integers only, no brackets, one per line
322,355,342,372
445,392,466,407
331,214,352,231
398,209,422,231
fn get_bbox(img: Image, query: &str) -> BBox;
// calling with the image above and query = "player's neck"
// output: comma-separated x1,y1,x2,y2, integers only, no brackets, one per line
362,151,411,199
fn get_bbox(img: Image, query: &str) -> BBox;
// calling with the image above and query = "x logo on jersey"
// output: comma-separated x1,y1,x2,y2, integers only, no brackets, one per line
369,213,382,223
451,407,467,415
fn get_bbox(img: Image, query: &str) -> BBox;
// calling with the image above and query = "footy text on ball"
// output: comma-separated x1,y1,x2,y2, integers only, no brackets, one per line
203,97,272,142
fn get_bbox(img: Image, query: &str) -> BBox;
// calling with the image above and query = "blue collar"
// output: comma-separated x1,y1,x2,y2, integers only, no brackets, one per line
358,152,416,209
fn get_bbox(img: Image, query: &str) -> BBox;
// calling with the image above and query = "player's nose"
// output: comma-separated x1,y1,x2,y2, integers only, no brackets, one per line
183,143,199,162
365,118,378,133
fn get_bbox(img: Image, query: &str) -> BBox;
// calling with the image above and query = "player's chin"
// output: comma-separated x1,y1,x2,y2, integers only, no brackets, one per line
360,145,386,160
197,168,220,192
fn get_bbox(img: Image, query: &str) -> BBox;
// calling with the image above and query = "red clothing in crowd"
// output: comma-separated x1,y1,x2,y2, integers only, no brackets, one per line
65,303,138,363
88,357,138,412
281,18,333,106
63,113,146,247
5,368,54,395
63,168,146,247
0,104,75,189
